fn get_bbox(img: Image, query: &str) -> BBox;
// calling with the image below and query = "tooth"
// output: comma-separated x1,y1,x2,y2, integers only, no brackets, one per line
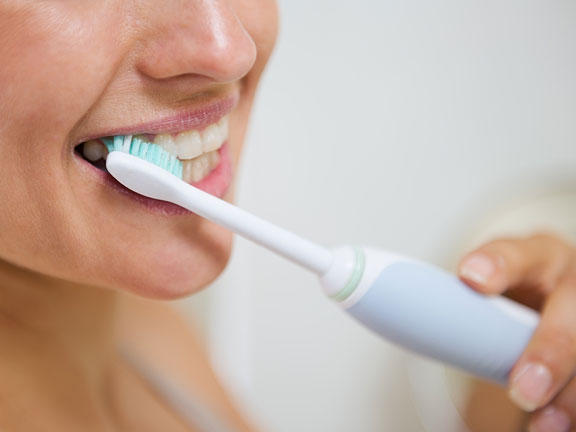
154,134,178,156
176,130,202,160
183,153,212,183
207,150,220,169
218,116,229,143
83,140,107,161
202,123,221,153
183,159,200,183
182,161,193,183
195,154,212,181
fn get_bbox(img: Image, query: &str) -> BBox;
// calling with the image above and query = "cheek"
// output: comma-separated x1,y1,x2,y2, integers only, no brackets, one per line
0,4,123,140
234,0,279,63
228,0,278,160
0,4,125,232
0,3,243,297
0,6,119,278
0,201,233,299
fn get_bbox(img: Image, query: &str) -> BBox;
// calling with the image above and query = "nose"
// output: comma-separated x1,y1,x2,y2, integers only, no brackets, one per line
135,0,257,84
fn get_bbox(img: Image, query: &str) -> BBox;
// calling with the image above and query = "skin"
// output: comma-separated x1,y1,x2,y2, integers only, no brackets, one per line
0,0,277,298
0,2,574,432
0,0,277,430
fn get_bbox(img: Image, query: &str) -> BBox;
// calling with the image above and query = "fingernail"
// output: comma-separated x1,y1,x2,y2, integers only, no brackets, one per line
460,253,495,285
509,363,553,412
529,407,571,432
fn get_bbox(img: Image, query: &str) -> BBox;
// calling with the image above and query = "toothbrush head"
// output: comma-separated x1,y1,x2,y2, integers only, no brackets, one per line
106,151,186,202
103,135,183,179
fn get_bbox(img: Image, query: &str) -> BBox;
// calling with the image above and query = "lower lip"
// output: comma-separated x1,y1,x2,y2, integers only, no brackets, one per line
80,144,233,215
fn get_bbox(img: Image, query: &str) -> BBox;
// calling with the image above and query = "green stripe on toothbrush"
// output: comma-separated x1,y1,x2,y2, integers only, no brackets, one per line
331,246,366,302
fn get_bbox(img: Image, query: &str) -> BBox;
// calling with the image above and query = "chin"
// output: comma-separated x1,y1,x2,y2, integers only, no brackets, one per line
102,223,234,300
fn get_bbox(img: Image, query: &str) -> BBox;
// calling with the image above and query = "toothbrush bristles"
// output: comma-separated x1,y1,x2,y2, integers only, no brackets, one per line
122,135,132,152
102,134,183,179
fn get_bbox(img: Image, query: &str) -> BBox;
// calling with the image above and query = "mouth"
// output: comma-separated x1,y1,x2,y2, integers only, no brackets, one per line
74,100,236,214
75,114,229,184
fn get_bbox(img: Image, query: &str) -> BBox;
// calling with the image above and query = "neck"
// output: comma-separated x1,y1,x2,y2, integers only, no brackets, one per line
0,259,118,372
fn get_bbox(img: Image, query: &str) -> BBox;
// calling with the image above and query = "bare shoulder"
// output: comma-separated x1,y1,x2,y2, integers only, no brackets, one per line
114,293,257,432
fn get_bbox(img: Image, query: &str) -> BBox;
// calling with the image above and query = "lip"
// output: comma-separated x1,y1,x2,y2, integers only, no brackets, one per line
73,93,236,215
76,144,233,216
75,93,239,144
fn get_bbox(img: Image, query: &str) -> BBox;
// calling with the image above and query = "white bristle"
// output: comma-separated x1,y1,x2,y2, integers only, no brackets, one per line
122,135,132,152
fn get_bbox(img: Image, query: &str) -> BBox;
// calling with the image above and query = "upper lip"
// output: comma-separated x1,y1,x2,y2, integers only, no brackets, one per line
75,93,238,144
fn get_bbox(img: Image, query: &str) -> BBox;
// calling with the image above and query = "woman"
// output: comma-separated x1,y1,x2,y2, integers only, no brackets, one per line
0,1,277,430
0,2,573,431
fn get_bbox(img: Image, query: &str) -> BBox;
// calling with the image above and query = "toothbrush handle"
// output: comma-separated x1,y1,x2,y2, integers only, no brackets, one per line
345,260,539,384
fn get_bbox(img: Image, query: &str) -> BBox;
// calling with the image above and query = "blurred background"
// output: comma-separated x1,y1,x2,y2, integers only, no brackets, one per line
181,1,576,431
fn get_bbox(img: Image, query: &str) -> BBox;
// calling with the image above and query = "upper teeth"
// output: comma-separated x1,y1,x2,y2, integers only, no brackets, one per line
81,113,230,182
152,115,229,160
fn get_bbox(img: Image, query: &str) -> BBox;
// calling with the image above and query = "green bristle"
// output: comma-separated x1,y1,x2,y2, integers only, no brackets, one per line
149,144,159,165
156,150,164,169
159,150,168,170
102,138,114,153
138,141,149,159
149,144,157,162
131,137,142,155
163,153,170,171
166,156,173,171
113,136,123,151
153,145,163,165
168,156,177,173
104,135,183,178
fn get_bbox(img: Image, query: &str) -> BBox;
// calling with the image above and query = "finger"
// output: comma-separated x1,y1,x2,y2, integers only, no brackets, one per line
553,378,576,429
508,272,576,413
528,405,571,432
527,378,576,432
458,234,573,297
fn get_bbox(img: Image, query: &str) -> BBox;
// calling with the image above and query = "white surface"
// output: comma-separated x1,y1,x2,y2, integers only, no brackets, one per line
318,246,355,298
184,2,576,431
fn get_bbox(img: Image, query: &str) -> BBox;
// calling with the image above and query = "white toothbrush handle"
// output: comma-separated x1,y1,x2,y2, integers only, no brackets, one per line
341,253,539,384
106,153,538,383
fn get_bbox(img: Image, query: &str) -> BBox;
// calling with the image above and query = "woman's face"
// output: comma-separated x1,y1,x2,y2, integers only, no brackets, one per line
0,0,278,298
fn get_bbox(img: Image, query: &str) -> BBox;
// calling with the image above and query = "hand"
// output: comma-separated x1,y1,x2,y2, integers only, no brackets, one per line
458,233,576,432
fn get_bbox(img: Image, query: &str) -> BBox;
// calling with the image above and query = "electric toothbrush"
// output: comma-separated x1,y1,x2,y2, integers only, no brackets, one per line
106,150,539,385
